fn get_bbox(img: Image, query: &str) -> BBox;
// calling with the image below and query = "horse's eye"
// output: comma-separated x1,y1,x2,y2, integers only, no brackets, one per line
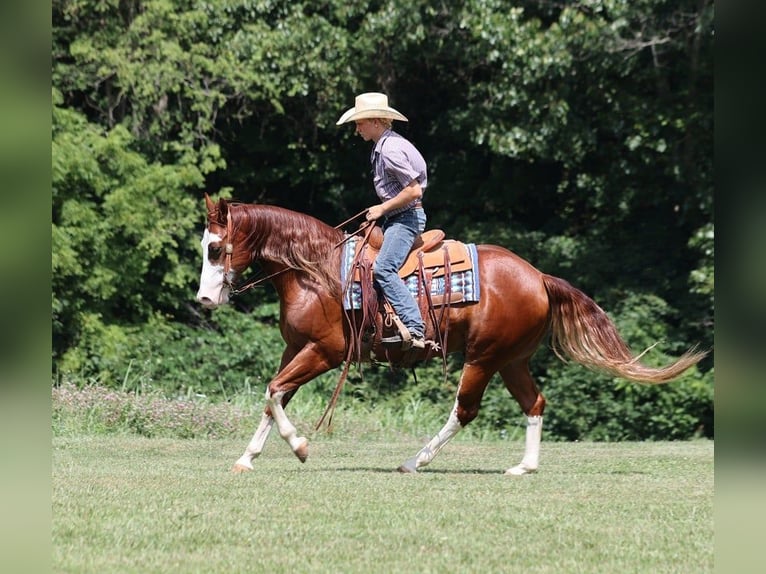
208,245,222,259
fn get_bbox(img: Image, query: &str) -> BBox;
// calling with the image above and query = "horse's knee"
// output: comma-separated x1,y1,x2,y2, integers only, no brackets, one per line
281,389,297,407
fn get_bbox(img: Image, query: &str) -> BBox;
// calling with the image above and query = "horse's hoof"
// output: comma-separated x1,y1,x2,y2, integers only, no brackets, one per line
397,464,417,474
294,438,309,463
231,463,252,474
504,465,537,476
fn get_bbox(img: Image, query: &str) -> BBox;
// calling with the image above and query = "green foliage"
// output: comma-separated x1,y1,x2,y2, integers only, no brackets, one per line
52,96,203,355
543,363,713,441
685,222,714,350
52,381,253,438
55,294,712,441
688,223,714,304
58,306,285,396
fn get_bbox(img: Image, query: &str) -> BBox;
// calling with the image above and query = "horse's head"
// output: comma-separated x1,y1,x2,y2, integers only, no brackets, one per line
196,194,236,308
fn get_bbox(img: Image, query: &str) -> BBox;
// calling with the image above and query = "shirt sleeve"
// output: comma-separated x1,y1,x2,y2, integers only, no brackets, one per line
382,147,421,188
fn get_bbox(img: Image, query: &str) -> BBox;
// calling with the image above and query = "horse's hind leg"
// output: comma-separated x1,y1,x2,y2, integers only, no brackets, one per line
499,361,546,476
398,363,493,473
397,403,462,473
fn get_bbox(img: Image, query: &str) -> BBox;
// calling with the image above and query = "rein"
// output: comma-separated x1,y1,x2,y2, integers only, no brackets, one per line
315,219,378,430
222,208,372,296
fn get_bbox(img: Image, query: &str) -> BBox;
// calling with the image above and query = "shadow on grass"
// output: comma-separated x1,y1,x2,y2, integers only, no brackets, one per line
322,465,505,475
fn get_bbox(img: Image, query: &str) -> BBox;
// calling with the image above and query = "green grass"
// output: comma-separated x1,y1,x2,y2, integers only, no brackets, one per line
52,436,713,573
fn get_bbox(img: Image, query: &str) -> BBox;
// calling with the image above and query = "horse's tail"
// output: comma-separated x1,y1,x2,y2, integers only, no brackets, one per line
542,274,707,384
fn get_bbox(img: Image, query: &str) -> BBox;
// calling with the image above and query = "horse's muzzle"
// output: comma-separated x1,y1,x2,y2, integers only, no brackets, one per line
196,295,218,308
196,288,230,308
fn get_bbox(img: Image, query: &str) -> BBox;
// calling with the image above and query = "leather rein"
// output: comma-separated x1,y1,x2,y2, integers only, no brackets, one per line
220,208,372,296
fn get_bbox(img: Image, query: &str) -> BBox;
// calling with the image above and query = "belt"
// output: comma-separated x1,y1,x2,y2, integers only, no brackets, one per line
387,201,423,218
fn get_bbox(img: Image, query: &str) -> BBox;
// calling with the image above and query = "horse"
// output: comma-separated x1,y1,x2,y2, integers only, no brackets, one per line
195,194,707,475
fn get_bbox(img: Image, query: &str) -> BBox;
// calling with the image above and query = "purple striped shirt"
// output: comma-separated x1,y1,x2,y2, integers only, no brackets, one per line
370,129,427,214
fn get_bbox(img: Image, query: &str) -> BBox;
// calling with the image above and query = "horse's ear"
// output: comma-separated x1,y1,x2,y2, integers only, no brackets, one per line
204,193,215,215
217,197,229,223
204,193,228,225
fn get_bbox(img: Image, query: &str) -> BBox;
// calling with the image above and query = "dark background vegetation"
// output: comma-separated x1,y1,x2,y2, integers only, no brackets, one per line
52,0,714,441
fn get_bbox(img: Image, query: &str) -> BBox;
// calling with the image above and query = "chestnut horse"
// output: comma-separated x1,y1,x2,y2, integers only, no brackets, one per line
196,195,706,474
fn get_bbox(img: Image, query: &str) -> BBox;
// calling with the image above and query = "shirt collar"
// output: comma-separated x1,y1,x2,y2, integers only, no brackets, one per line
371,128,394,160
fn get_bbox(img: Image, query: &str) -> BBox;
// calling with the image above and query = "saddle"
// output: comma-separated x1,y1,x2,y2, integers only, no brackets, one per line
353,227,473,287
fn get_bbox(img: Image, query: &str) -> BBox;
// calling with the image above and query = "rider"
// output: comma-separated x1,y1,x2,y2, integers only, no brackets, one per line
337,92,428,349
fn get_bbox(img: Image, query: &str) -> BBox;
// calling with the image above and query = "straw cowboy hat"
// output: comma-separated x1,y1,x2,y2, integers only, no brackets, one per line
336,92,409,125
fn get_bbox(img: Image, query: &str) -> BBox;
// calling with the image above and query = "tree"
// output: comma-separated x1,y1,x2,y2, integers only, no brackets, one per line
52,92,202,360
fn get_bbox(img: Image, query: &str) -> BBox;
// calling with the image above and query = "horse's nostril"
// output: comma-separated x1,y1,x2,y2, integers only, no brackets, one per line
197,295,215,307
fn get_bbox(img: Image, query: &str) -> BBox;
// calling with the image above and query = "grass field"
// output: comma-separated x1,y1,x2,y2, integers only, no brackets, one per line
52,435,713,573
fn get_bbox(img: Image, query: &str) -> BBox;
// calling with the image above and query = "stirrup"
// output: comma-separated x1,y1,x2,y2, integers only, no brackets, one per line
381,332,423,350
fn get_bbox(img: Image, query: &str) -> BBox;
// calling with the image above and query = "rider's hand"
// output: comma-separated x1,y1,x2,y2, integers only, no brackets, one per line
366,205,385,221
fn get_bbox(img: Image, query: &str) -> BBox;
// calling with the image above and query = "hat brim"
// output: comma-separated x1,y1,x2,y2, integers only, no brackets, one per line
336,107,408,125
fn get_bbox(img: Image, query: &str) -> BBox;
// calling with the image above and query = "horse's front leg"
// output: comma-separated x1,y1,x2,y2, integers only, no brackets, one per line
264,344,336,463
231,343,320,472
231,348,299,472
267,389,310,462
232,411,274,473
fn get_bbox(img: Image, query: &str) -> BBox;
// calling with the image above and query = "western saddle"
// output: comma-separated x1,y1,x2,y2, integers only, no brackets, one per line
353,226,473,289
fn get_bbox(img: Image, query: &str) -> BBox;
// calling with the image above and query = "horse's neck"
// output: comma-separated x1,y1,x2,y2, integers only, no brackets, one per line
236,205,338,254
234,205,343,297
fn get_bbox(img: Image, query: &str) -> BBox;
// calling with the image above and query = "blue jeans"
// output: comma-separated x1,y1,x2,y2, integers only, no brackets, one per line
373,208,427,337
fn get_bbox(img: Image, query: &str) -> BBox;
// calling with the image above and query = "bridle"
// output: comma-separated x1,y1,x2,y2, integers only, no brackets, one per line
220,208,236,291
212,205,373,296
217,207,279,295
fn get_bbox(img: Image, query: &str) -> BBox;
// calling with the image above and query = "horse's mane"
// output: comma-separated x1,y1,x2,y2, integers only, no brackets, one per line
230,203,345,297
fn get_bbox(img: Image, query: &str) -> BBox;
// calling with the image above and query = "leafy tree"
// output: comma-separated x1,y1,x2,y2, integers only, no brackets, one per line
52,92,202,359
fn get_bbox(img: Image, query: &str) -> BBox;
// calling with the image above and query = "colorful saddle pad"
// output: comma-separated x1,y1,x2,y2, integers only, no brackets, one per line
341,235,481,310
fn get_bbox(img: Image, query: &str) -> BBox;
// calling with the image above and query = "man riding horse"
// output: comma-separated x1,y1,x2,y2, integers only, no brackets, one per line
337,92,433,350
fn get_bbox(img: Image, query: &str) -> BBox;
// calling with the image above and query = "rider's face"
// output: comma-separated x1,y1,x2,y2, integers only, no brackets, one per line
354,119,380,142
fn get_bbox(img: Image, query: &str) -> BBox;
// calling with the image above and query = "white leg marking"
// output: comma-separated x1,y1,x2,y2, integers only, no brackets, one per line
399,404,462,473
266,389,308,457
505,415,543,476
233,413,274,470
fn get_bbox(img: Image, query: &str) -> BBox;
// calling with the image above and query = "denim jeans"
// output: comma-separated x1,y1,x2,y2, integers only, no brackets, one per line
373,208,427,337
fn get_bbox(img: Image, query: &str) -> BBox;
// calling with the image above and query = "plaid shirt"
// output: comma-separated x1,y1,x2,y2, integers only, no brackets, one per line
370,129,427,215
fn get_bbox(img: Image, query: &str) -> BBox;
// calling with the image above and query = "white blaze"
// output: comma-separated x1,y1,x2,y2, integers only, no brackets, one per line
195,229,231,307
